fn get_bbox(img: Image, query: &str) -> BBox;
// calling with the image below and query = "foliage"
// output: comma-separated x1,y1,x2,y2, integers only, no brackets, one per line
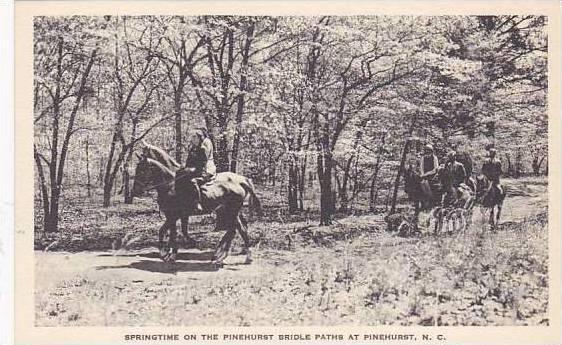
34,15,548,229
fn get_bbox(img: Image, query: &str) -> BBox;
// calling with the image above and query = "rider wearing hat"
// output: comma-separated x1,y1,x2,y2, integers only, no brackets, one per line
443,150,467,206
481,147,502,194
182,128,216,213
419,144,439,199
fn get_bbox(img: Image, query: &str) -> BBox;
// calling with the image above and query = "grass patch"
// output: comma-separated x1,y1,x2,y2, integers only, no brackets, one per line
36,213,548,326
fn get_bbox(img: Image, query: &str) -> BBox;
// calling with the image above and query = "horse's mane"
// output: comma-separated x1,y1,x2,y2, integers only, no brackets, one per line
404,166,420,181
146,157,176,179
143,143,181,170
403,166,420,194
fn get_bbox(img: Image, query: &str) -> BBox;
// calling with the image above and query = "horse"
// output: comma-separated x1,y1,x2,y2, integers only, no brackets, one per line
474,174,506,228
404,163,475,234
436,160,477,233
403,165,444,232
132,155,262,265
132,141,198,245
137,141,258,247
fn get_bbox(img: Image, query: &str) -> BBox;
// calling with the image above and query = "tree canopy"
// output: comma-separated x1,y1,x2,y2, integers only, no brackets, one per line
34,15,548,230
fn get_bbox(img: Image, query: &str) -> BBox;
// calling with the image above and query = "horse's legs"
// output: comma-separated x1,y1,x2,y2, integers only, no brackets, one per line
180,216,196,248
457,209,466,232
212,209,240,265
466,208,473,230
434,208,442,235
433,208,438,234
495,202,503,227
168,219,178,262
449,210,456,233
213,228,236,265
236,214,251,255
236,215,252,264
489,207,495,228
464,197,474,231
413,202,420,234
158,219,172,260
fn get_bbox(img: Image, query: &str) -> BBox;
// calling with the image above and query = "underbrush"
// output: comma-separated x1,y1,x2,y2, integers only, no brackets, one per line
36,212,548,326
34,194,387,252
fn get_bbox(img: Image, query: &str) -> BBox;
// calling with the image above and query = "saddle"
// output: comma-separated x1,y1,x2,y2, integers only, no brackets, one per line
457,183,472,194
194,176,215,192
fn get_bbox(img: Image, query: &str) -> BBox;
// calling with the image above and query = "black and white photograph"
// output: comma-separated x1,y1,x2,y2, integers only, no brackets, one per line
30,13,551,329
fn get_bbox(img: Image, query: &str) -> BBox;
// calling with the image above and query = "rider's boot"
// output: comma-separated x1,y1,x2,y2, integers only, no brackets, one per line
193,182,203,213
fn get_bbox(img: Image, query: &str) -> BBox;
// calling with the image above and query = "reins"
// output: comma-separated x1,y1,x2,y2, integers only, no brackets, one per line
136,166,193,194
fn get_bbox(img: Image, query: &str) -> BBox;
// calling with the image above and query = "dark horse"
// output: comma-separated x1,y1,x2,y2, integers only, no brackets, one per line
137,141,260,246
403,165,444,232
403,165,443,213
132,155,262,265
404,163,475,234
474,174,506,228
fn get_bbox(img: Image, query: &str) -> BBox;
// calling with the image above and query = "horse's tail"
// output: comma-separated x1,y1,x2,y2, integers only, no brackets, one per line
241,178,263,217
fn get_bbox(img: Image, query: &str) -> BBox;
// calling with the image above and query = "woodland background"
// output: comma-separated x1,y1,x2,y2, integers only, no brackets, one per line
34,15,548,232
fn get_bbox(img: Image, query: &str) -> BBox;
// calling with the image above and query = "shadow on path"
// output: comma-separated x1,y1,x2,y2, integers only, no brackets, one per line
98,251,215,261
95,259,219,273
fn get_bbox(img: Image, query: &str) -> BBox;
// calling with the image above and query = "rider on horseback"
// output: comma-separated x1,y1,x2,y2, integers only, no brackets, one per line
181,128,216,213
443,150,467,206
481,148,502,195
419,144,439,201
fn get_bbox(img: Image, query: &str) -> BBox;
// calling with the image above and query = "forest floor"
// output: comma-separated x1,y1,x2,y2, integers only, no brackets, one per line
35,177,549,326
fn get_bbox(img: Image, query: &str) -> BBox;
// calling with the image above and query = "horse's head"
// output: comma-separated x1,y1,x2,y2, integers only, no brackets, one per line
140,140,158,161
139,140,181,170
436,164,451,187
475,175,489,196
403,165,419,195
132,154,155,197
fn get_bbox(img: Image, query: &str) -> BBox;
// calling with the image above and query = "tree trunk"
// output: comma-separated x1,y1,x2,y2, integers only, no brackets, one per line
298,155,307,211
505,153,513,177
123,121,137,204
215,132,230,173
369,135,386,212
338,155,354,213
368,163,383,212
85,139,91,197
287,157,299,214
174,91,183,163
538,155,546,175
369,176,377,212
123,150,134,204
532,156,539,176
34,148,51,233
103,130,120,207
98,156,105,186
390,140,410,214
270,162,276,186
515,149,523,178
318,133,333,225
230,20,255,173
46,187,60,233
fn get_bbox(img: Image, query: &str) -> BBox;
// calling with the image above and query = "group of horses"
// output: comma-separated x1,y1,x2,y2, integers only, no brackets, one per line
130,143,506,265
403,152,506,235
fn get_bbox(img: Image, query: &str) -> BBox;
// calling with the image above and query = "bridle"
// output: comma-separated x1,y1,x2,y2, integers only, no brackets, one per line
474,176,490,201
133,163,194,195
